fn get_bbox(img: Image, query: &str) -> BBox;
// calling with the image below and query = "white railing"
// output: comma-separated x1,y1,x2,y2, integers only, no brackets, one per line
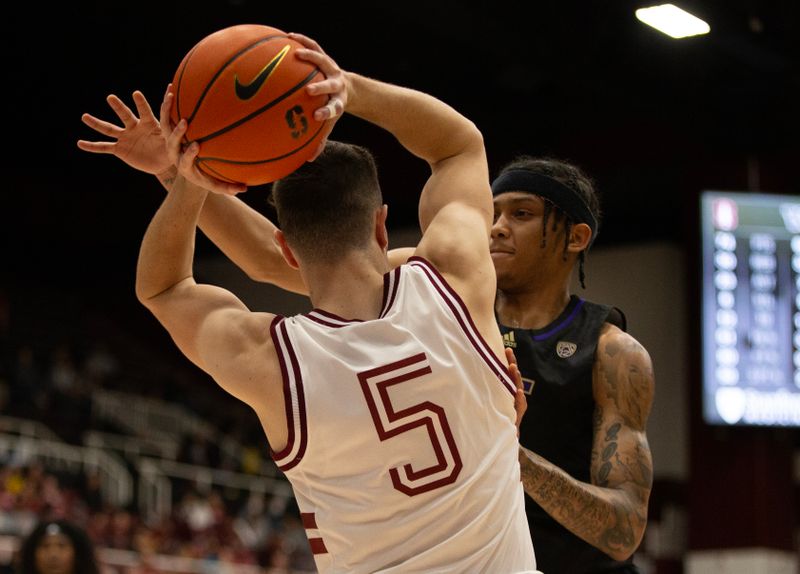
83,430,180,460
0,416,61,440
137,457,292,524
91,389,279,477
92,389,209,441
0,434,133,507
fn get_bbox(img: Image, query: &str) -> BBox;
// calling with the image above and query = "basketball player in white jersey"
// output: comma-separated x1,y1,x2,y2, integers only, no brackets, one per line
132,33,537,573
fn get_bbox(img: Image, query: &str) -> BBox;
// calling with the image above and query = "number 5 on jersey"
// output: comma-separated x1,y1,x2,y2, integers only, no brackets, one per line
358,353,463,496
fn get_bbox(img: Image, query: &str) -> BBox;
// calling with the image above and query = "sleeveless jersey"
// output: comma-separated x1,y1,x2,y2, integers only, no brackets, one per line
270,257,537,574
500,295,637,574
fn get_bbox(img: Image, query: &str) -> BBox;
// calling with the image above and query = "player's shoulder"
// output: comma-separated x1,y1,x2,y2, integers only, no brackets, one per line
224,310,282,372
597,323,653,370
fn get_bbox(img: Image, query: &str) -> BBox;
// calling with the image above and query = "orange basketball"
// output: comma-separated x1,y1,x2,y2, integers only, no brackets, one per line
169,24,328,186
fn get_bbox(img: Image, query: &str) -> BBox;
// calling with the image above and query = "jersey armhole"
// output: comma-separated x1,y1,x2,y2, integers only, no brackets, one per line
606,306,627,332
406,256,517,397
269,315,308,471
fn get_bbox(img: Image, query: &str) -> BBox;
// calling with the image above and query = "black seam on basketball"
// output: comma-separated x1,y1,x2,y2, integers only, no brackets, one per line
175,45,197,121
197,122,326,165
191,69,321,145
196,159,240,183
185,34,289,125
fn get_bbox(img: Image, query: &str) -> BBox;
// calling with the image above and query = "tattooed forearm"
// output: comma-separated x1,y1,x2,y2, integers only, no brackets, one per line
519,446,643,560
597,422,620,487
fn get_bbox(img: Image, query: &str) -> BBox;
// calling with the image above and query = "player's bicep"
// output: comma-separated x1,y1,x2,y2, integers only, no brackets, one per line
590,328,655,499
417,143,492,235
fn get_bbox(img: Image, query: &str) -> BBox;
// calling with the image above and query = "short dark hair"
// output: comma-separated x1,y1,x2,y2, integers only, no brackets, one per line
18,519,100,574
270,141,383,263
496,156,602,287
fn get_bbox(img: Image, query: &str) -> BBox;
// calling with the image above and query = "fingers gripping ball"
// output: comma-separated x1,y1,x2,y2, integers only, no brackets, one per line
170,24,328,185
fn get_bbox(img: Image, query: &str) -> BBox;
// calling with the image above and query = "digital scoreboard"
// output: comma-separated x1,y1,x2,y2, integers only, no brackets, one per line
700,190,800,427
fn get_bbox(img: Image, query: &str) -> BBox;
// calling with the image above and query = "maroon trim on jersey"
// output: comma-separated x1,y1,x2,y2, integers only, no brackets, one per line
300,512,317,529
308,537,328,555
358,353,464,496
379,266,401,318
301,513,328,554
407,256,516,396
306,308,364,328
303,266,401,326
269,317,308,471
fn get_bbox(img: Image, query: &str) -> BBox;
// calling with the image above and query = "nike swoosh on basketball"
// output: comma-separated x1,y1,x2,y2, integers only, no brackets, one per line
234,44,291,101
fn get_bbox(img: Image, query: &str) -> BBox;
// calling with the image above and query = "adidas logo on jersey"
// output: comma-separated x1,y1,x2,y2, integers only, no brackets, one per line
502,331,517,348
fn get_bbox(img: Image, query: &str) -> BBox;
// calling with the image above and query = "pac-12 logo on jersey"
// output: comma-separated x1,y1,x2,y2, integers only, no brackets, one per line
556,341,577,358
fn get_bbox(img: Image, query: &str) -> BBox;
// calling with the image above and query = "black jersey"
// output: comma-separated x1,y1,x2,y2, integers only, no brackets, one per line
500,295,637,574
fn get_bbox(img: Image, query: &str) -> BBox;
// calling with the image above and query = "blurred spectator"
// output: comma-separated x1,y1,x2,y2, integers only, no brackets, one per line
240,444,263,476
178,431,220,469
82,343,119,387
80,471,104,514
233,493,272,552
107,509,135,550
48,344,81,395
16,518,100,574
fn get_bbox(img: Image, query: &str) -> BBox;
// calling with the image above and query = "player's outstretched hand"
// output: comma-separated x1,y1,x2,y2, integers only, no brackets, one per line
78,90,172,177
159,85,247,196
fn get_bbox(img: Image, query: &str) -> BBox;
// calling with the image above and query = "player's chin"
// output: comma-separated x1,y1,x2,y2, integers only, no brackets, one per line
491,266,516,291
490,251,516,271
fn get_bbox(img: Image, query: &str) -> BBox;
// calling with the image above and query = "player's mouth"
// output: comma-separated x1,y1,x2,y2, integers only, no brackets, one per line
490,247,515,259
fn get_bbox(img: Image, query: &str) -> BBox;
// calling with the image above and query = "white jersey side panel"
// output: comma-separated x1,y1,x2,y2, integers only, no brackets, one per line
270,257,537,574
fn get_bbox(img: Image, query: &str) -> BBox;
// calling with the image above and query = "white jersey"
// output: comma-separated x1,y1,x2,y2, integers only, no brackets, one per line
270,257,537,573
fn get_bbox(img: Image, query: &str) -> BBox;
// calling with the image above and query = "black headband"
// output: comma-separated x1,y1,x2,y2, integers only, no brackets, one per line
491,169,598,245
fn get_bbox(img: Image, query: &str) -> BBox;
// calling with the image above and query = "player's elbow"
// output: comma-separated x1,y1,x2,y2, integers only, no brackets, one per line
134,279,152,307
134,277,182,311
462,120,485,152
609,508,648,561
608,539,641,562
440,119,484,161
135,284,159,312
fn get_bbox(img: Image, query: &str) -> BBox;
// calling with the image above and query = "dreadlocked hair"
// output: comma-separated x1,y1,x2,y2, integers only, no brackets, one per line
497,156,601,289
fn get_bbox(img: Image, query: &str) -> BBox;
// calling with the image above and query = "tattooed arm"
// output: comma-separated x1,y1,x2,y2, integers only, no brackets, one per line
518,323,654,560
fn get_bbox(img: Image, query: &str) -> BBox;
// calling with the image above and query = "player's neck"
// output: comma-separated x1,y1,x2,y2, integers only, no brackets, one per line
304,250,390,321
495,282,572,330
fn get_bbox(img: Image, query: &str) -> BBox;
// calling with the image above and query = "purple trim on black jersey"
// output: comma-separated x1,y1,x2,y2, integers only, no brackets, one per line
269,317,308,471
531,297,585,341
407,256,516,396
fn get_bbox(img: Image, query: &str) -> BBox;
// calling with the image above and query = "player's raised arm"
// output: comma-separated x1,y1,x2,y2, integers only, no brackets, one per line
293,34,495,317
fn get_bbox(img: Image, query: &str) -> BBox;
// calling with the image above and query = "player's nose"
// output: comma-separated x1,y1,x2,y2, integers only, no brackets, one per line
491,214,510,239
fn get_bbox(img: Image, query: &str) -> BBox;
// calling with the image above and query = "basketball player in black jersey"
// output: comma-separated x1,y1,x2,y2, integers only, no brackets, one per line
490,157,654,573
80,87,652,574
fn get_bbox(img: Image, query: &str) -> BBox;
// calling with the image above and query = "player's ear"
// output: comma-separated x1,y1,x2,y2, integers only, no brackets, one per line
274,229,300,269
375,205,389,251
568,223,592,253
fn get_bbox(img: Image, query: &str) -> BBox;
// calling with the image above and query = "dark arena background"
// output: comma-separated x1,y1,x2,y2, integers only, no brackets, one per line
4,1,799,572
